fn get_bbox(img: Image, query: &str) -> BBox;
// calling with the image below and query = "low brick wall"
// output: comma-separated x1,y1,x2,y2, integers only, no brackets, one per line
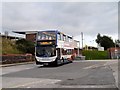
1,54,35,64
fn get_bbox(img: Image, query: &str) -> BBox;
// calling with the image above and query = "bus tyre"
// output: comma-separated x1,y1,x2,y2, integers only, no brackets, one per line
54,59,58,66
62,57,64,64
70,60,73,63
36,60,40,65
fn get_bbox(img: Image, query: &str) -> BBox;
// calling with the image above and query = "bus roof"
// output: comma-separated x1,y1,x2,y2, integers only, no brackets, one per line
38,30,73,38
13,30,73,38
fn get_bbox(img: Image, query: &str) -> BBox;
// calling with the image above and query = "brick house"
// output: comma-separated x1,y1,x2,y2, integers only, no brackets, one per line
107,47,120,59
13,31,37,42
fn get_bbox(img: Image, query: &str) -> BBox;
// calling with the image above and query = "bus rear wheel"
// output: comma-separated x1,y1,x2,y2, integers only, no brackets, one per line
61,57,64,64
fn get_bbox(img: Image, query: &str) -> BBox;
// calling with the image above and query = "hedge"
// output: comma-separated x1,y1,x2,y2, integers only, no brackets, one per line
82,50,109,60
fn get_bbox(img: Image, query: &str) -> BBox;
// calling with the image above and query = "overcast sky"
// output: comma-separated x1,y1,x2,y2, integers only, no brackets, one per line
2,2,118,47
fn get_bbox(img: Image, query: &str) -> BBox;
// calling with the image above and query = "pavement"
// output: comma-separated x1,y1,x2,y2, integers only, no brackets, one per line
0,61,35,67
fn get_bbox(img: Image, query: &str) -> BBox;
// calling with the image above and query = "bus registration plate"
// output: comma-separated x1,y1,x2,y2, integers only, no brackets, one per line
44,63,49,66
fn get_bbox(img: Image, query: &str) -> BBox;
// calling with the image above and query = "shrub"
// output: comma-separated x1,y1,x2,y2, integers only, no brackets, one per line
2,38,23,54
82,50,109,60
16,39,35,55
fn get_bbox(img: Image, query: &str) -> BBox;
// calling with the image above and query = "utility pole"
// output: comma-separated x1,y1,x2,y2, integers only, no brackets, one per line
4,31,8,39
81,32,83,49
77,41,80,56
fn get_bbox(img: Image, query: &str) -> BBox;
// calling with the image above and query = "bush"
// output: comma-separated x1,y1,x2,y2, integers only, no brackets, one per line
2,38,22,54
16,39,35,55
82,50,109,60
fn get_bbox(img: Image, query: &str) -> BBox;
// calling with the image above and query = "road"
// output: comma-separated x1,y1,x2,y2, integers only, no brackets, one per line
1,60,119,90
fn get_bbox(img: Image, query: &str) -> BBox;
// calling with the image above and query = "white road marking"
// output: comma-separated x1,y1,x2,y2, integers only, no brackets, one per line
1,64,37,75
74,59,118,62
83,64,102,69
61,85,117,88
10,79,61,88
11,80,42,88
82,60,118,70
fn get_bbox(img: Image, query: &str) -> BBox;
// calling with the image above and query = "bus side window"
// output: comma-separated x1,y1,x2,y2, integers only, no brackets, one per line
67,49,72,55
62,49,65,55
57,33,61,40
61,34,63,41
63,35,66,41
62,49,64,55
66,36,68,42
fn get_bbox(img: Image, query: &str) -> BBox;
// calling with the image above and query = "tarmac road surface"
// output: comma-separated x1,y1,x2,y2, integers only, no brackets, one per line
1,60,119,90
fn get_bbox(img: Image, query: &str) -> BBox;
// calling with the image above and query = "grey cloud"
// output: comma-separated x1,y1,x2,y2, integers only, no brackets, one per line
2,2,118,39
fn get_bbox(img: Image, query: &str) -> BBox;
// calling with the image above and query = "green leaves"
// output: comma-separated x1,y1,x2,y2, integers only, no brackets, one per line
96,34,115,50
16,39,35,55
82,50,109,60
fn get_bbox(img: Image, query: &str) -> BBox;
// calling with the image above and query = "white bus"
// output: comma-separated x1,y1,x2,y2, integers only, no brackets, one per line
35,30,77,66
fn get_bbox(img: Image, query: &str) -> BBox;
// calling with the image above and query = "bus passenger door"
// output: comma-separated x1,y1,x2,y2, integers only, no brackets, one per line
57,48,61,60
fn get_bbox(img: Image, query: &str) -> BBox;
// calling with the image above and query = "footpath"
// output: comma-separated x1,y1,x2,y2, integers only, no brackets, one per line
0,61,35,67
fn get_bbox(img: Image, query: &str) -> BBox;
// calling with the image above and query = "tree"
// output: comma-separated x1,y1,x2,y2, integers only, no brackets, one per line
115,39,120,47
96,34,115,50
100,36,114,50
16,39,35,55
96,33,102,45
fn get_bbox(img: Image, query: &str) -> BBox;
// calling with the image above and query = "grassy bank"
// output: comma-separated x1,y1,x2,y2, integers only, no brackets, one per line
2,38,23,54
82,50,109,60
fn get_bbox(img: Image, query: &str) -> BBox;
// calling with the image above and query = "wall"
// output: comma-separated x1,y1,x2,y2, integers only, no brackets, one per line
26,34,36,42
1,54,34,64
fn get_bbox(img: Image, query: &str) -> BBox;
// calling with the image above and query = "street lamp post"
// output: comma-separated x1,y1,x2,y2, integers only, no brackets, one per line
77,41,80,56
81,32,83,49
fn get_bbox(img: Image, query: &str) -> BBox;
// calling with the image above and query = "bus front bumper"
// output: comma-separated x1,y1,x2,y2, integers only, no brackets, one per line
35,56,57,65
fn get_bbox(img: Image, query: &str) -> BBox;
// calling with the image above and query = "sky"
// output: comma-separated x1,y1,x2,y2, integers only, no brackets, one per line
1,1,118,48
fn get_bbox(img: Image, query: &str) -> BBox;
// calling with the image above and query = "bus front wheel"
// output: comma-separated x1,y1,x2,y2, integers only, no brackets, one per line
53,59,59,66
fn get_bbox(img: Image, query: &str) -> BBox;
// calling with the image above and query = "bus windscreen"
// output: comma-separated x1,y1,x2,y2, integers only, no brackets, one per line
37,31,56,40
36,46,56,57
